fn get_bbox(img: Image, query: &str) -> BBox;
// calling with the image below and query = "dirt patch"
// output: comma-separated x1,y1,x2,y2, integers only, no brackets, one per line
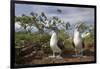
15,46,95,65
31,56,94,64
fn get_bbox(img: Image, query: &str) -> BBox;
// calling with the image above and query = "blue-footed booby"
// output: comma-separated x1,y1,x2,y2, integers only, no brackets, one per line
49,27,63,59
72,24,85,57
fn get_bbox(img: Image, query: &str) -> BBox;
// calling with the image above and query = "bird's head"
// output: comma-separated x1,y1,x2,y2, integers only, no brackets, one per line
52,26,59,33
75,23,81,32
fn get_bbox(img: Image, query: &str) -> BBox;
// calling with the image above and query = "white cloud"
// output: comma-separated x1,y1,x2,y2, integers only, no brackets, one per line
15,4,94,25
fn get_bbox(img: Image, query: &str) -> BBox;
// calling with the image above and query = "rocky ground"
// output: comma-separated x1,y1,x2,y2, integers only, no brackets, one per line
29,56,94,64
15,45,95,65
29,49,95,64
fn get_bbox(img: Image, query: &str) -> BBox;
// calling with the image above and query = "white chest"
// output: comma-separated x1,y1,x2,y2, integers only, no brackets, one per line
74,30,82,48
50,32,58,46
50,32,61,52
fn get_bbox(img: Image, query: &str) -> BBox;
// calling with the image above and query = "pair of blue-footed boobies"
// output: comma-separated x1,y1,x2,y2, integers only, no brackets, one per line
49,23,84,59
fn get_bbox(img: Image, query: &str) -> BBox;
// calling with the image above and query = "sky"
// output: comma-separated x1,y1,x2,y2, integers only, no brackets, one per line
15,4,94,24
15,3,95,32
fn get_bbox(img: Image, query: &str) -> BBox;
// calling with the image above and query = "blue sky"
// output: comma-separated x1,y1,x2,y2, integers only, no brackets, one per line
15,4,95,25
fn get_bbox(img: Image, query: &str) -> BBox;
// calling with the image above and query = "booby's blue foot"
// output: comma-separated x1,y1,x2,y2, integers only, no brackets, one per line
48,55,56,58
56,55,63,59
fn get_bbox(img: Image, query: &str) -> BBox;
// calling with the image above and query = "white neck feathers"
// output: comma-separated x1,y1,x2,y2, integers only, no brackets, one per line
51,32,57,41
74,29,81,39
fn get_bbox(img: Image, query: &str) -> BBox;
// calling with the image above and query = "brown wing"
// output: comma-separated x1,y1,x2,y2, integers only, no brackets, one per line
72,36,76,48
82,39,85,48
57,39,65,51
72,40,76,48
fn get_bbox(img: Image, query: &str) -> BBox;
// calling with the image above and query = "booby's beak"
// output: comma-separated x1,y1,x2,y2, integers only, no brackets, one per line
75,24,81,31
77,27,80,31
